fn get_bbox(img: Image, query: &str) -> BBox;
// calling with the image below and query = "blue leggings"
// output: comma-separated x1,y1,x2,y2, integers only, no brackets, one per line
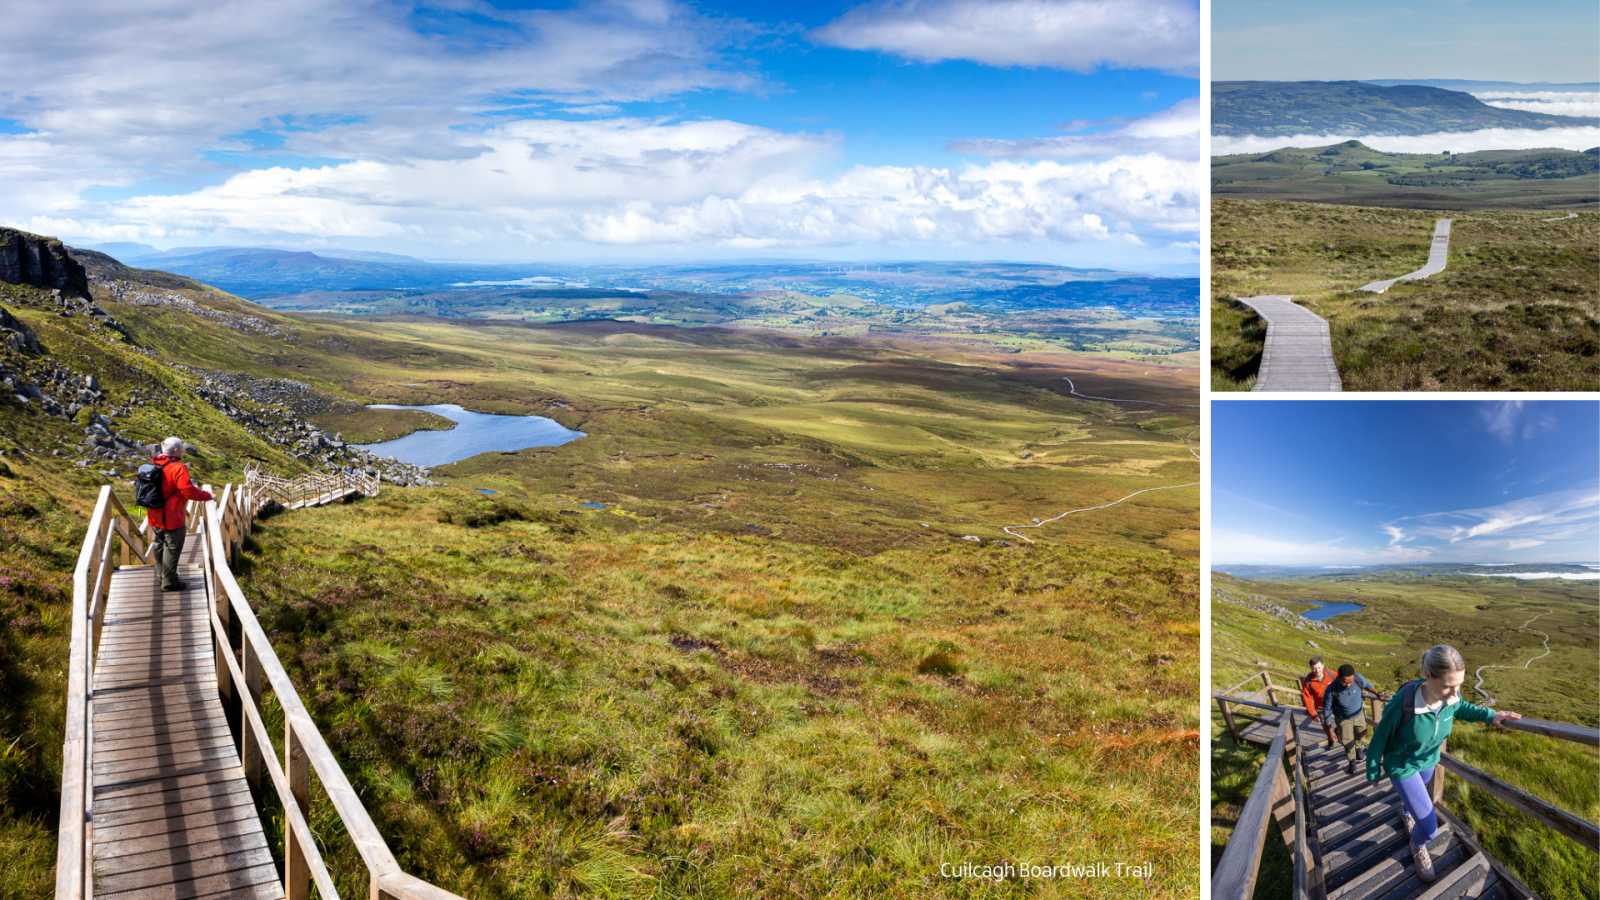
1390,767,1438,846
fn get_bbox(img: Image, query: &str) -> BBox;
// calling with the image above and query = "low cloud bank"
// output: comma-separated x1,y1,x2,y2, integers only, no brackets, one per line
1213,126,1600,157
1475,91,1600,119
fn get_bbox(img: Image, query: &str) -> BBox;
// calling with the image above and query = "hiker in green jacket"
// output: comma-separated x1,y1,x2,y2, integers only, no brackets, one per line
1366,645,1522,883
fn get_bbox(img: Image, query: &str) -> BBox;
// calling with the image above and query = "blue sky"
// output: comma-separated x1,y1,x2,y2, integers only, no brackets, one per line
1212,401,1600,566
1214,0,1600,83
0,0,1199,271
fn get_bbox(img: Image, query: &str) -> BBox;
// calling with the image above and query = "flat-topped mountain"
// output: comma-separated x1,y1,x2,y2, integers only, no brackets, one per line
1214,81,1600,137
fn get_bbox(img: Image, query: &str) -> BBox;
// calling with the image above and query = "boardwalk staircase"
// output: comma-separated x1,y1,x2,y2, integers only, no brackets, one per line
1213,670,1599,900
57,466,467,900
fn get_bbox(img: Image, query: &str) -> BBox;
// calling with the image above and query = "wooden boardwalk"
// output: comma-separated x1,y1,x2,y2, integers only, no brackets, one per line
1238,707,1527,900
1237,295,1342,393
1359,220,1453,293
90,542,283,900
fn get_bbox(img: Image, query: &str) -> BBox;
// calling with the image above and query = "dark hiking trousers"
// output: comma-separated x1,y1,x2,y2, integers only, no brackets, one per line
152,526,187,589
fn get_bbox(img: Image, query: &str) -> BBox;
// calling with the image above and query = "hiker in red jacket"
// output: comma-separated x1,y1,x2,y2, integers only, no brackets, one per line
1301,656,1338,746
145,437,213,591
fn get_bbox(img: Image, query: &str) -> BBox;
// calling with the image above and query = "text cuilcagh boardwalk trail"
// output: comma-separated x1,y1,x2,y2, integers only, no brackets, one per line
1212,670,1599,900
56,465,466,900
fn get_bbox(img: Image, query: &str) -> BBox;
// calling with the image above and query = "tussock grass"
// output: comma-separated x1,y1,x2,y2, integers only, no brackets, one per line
1211,200,1599,391
238,491,1200,898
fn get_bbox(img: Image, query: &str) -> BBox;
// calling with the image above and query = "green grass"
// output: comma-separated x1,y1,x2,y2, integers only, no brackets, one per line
0,259,1200,897
235,491,1200,898
1209,717,1291,900
0,483,81,900
1210,573,1599,898
1211,199,1599,391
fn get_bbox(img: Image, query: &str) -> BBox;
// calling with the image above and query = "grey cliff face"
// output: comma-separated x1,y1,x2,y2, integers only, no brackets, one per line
0,227,91,298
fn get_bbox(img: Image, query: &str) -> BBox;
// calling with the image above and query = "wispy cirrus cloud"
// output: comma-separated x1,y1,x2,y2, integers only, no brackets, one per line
812,0,1198,76
1479,400,1559,444
1383,485,1600,548
947,98,1197,160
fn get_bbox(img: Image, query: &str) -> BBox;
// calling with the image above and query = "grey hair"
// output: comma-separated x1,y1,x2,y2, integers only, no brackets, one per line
160,436,184,457
1420,644,1465,678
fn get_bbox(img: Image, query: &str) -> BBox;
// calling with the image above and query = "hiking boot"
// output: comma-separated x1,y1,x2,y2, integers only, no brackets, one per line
1402,810,1416,841
162,582,187,592
1346,759,1357,775
1356,746,1366,761
1410,838,1437,882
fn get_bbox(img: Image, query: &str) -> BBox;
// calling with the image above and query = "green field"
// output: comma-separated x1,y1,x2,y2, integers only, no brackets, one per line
1212,141,1599,210
0,252,1200,898
1211,199,1599,392
1210,573,1599,900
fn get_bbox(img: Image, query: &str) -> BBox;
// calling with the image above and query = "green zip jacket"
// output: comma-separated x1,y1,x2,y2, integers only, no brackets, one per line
1366,685,1495,783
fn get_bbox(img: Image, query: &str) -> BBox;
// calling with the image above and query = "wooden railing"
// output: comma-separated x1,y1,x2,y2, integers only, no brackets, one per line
1212,671,1600,898
245,462,381,509
57,468,460,900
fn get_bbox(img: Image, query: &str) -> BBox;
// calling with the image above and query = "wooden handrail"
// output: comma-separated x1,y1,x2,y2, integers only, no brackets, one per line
1437,751,1599,853
55,468,448,900
1214,715,1290,900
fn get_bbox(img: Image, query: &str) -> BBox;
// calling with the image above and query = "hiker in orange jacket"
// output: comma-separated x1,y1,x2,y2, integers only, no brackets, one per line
145,437,214,591
1301,656,1338,746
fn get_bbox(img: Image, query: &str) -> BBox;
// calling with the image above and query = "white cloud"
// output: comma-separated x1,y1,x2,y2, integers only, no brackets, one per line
1479,400,1558,444
1384,485,1600,548
22,117,1199,253
1475,92,1600,119
1506,540,1546,550
1212,126,1600,157
812,0,1198,76
0,0,1200,258
1381,524,1405,546
949,98,1197,160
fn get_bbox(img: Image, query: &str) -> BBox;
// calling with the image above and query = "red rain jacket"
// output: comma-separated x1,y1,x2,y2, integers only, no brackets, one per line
1302,669,1337,720
144,455,213,530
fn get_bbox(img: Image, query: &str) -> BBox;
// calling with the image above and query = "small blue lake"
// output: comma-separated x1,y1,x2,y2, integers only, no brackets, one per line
356,404,585,467
1302,602,1365,621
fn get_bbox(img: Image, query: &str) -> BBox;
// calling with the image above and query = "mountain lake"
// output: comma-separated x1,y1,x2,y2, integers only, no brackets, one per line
356,404,585,466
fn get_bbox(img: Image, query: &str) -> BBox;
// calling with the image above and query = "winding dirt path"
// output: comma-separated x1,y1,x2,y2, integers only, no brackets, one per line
1061,376,1200,408
1472,610,1552,706
1002,481,1199,543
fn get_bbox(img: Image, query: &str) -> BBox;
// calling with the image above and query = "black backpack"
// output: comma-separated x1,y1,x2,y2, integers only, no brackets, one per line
135,460,170,509
1396,679,1421,730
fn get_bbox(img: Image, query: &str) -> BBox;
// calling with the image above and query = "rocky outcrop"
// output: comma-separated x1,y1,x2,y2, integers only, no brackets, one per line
0,228,90,298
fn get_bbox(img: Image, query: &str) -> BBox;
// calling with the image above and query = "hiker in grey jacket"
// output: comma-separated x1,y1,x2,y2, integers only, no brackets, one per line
1323,664,1383,774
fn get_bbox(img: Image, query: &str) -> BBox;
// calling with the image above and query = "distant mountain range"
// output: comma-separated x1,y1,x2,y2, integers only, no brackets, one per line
1213,81,1600,137
71,244,1198,317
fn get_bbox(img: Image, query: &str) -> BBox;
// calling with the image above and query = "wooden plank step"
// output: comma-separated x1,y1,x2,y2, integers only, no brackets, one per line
95,861,283,900
90,830,270,878
1328,831,1468,900
1372,849,1487,900
93,844,276,897
94,788,256,834
94,778,251,816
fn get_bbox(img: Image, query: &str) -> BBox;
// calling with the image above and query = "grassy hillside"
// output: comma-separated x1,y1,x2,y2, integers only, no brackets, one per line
1212,141,1600,210
1210,574,1599,900
1211,199,1599,392
0,246,1200,897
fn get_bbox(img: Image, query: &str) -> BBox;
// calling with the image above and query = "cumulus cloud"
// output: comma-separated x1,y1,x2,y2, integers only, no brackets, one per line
1212,126,1600,157
949,98,1197,160
22,117,1198,252
812,0,1198,75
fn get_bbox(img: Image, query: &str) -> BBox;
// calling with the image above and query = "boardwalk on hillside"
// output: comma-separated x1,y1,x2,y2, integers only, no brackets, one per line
90,542,283,900
1360,220,1453,293
1237,707,1521,900
1237,295,1342,393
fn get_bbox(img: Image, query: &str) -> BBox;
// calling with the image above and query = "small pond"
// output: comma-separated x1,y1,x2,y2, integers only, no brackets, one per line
356,404,585,467
1301,602,1365,621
